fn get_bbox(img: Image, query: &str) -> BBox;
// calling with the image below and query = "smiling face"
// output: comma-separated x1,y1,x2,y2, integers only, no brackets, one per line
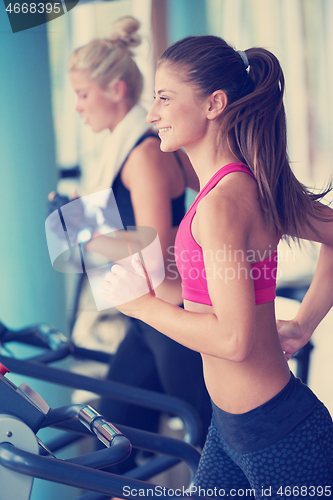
147,63,210,153
70,70,120,133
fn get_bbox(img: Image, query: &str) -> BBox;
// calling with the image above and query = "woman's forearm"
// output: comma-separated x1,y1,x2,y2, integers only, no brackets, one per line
86,232,143,262
137,297,253,362
295,243,333,336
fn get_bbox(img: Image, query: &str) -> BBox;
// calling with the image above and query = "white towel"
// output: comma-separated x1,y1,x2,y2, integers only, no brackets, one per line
82,104,152,204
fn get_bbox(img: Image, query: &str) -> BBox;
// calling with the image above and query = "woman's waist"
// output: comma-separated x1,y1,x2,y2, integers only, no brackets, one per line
183,296,276,314
202,346,291,414
211,371,320,454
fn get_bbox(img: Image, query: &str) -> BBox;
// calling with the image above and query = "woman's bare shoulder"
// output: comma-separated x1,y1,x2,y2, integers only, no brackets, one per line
122,136,172,189
196,170,273,251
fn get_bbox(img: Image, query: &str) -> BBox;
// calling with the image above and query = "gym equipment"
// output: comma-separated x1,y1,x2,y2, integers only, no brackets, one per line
0,322,203,499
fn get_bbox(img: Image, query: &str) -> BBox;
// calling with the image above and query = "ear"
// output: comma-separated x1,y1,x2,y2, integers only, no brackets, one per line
206,90,228,120
108,80,127,102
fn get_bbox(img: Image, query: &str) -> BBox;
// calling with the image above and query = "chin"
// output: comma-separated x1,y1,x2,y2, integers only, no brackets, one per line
90,125,104,134
159,141,178,153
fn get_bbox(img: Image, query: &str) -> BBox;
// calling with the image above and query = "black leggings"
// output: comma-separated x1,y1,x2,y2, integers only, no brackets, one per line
194,375,333,499
98,316,211,471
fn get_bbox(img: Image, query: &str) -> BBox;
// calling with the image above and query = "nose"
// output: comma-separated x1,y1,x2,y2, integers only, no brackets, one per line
146,100,159,124
75,98,83,114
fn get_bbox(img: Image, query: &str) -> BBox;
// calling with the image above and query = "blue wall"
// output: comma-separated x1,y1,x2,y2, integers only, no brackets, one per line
167,0,208,43
0,14,66,331
0,8,76,500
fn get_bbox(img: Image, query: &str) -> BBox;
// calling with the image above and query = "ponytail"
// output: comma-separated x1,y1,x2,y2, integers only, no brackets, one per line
159,37,332,239
223,47,332,237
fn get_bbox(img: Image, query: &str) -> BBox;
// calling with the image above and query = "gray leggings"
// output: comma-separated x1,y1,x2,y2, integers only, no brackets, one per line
194,379,333,499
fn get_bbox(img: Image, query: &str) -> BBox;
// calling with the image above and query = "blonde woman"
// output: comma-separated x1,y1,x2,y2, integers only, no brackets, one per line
53,18,211,472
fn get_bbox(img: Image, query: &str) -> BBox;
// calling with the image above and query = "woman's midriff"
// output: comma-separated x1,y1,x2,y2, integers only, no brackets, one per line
184,299,291,414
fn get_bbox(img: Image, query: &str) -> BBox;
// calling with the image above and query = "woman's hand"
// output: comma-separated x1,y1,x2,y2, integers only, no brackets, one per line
276,319,312,361
101,254,155,317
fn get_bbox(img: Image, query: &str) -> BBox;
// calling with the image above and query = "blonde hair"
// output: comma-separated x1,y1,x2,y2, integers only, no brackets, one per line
69,16,143,104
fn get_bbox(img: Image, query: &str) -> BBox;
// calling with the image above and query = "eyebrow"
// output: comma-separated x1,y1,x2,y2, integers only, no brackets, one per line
156,89,177,95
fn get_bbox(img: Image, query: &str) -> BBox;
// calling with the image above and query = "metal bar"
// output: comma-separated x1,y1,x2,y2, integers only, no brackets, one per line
0,355,200,445
40,432,84,455
72,345,113,364
66,435,131,468
27,344,72,364
48,420,200,479
0,443,202,499
123,455,181,481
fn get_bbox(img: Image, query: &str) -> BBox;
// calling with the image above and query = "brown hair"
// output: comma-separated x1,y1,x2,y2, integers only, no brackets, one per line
158,36,331,238
69,16,143,105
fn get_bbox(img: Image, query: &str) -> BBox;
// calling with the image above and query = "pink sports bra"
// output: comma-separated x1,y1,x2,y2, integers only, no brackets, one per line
175,163,279,306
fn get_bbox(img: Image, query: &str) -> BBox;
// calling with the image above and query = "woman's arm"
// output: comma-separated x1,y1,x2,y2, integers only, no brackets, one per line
87,140,198,265
122,138,175,261
101,184,257,362
89,137,186,304
277,202,333,357
86,139,176,260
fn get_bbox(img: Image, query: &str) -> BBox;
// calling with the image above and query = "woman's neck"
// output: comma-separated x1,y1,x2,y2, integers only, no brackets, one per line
108,100,134,132
186,138,242,189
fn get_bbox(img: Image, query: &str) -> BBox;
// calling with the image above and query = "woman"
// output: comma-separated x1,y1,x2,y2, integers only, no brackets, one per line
55,17,212,468
101,35,333,494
